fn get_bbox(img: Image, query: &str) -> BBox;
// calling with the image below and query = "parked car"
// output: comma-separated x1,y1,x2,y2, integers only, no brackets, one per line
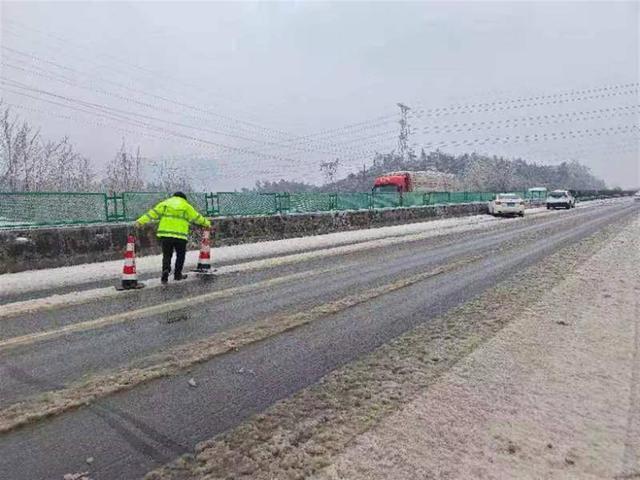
546,190,575,209
488,193,525,217
634,191,640,201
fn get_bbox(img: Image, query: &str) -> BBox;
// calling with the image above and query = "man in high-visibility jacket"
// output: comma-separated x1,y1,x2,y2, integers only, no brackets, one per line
135,192,211,284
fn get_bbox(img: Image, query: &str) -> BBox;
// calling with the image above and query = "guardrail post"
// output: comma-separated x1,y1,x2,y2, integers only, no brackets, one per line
275,192,290,214
329,193,337,210
106,194,125,222
103,194,110,222
205,193,219,216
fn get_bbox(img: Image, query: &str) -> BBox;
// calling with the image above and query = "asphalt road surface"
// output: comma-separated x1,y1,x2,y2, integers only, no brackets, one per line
0,200,638,479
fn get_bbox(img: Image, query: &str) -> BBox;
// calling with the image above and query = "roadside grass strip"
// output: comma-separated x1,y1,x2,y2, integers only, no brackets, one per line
0,256,479,434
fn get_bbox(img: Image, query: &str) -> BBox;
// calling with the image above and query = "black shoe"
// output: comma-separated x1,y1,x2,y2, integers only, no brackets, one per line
174,273,188,281
161,270,170,284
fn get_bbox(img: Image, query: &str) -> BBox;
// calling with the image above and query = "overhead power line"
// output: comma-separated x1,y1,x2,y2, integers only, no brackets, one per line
416,105,640,135
1,80,398,174
1,46,399,153
420,124,639,150
2,23,400,148
411,81,640,118
0,77,398,160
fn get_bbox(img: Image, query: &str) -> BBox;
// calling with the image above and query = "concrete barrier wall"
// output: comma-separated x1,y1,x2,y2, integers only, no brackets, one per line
0,202,488,274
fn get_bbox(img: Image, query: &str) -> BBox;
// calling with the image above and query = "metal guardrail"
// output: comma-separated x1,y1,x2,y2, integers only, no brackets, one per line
0,189,634,228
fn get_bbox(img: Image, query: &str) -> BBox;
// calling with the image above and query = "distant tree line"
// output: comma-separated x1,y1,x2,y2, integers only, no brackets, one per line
0,101,94,192
0,102,192,193
252,148,607,193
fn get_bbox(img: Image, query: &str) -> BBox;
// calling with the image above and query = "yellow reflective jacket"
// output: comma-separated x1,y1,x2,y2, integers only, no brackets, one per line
136,195,211,241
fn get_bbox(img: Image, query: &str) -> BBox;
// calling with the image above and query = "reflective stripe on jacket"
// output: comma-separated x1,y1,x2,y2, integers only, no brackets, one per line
136,196,211,240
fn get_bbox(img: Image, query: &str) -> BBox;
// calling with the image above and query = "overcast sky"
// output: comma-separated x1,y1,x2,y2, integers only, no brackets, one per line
1,1,638,189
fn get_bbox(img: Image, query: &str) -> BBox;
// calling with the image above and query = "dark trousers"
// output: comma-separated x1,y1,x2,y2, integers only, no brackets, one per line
161,237,187,276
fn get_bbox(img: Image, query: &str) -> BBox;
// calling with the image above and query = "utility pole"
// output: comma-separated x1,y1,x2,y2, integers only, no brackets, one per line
397,103,411,161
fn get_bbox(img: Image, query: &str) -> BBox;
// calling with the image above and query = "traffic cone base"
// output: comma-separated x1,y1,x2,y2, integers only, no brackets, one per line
116,280,146,290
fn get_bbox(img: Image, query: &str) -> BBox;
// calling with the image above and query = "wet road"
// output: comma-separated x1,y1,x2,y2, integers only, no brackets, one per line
0,200,638,479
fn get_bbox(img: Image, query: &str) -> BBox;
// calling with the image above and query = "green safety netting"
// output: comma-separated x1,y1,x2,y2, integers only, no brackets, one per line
6,188,626,229
215,192,278,216
288,193,334,213
426,192,450,204
371,192,401,209
402,192,426,207
122,192,168,221
335,193,370,211
448,192,467,203
0,192,108,227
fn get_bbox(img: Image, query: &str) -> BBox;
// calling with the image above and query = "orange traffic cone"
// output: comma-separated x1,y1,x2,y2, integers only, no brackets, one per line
194,228,212,272
193,227,217,274
116,234,145,290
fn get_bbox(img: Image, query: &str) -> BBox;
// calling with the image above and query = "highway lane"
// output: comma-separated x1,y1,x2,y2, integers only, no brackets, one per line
0,203,628,407
0,201,637,479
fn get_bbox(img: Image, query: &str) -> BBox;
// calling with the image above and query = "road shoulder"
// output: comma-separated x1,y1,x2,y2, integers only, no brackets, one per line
317,217,640,480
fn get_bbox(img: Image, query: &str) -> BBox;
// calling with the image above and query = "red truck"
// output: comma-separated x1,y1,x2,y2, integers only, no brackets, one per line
372,170,457,193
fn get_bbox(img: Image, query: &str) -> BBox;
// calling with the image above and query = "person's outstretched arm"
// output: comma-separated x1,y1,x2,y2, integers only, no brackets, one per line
135,200,164,228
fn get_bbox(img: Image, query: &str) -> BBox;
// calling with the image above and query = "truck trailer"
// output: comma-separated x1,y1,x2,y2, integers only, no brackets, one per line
372,170,458,193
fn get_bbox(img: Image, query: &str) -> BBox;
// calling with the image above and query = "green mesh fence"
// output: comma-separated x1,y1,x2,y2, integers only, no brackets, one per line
6,188,624,229
288,193,334,213
426,192,451,205
335,193,371,211
481,192,496,201
216,192,277,216
402,192,426,207
447,192,467,203
122,192,168,221
187,192,208,216
371,192,401,209
0,192,107,227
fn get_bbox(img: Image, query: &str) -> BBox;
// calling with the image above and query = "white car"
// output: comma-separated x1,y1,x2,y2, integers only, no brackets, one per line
634,191,640,201
488,193,525,217
546,190,575,209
